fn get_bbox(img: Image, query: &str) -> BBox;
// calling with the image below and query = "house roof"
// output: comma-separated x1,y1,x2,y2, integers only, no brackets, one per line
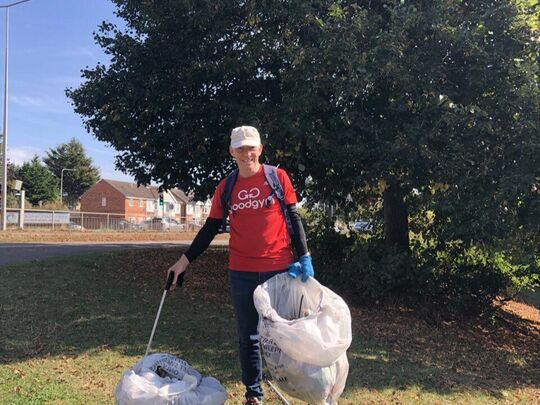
104,179,159,199
101,179,190,202
170,188,189,203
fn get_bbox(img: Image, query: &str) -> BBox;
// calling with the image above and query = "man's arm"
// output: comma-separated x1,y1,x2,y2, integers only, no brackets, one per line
287,204,309,257
167,217,222,290
286,203,315,281
184,217,222,261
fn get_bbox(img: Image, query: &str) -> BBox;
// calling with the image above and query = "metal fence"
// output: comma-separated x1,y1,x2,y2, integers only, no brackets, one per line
5,208,204,232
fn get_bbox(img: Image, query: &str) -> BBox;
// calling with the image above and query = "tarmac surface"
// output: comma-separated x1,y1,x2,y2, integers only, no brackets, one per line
0,240,228,265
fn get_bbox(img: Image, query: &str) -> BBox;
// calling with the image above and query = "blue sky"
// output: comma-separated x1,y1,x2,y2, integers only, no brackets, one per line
2,0,133,181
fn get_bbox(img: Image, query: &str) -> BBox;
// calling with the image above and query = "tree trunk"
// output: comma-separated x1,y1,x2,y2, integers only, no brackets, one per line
325,203,335,227
383,180,409,251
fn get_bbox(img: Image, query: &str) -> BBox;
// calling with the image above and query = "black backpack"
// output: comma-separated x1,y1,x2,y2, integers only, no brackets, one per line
220,164,294,235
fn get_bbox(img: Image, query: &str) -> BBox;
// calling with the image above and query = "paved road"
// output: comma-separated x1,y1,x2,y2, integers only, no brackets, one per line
0,240,228,266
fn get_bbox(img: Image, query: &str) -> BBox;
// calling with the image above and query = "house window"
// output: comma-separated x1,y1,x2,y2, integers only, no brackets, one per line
139,199,144,208
101,197,107,207
129,198,134,207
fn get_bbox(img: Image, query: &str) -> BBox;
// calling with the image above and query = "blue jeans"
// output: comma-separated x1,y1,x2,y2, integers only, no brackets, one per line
229,269,286,399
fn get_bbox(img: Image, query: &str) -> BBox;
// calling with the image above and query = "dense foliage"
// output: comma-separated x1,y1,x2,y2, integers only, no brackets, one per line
43,139,100,208
68,0,539,313
18,157,59,206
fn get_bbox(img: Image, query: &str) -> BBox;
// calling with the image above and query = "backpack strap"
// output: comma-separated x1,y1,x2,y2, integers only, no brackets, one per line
219,165,294,236
263,164,294,236
220,169,239,233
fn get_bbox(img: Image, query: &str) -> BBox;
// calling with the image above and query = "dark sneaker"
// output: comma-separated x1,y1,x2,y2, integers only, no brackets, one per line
244,397,263,405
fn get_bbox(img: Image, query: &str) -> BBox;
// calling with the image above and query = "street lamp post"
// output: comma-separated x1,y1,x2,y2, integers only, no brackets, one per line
60,168,75,206
0,0,31,231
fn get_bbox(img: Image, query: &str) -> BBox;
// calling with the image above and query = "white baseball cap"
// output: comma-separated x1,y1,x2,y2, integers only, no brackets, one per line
230,126,261,148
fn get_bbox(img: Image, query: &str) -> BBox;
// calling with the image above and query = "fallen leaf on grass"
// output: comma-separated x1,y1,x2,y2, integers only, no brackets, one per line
11,368,25,377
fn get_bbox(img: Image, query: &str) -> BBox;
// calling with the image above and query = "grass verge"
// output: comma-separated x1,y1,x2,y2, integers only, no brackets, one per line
0,248,539,404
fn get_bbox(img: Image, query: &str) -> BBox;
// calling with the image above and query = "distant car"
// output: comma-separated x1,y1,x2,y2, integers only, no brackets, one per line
349,220,372,232
136,220,150,230
67,221,83,230
117,220,137,230
140,217,184,231
188,221,203,231
165,218,185,231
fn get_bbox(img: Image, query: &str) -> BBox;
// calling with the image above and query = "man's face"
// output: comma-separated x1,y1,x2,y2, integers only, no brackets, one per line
229,144,263,171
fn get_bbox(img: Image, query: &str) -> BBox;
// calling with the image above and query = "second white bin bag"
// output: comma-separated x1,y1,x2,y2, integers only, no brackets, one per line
115,353,228,405
254,273,352,405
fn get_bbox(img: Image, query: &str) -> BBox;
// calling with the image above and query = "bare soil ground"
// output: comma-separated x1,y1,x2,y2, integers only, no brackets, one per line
0,230,229,243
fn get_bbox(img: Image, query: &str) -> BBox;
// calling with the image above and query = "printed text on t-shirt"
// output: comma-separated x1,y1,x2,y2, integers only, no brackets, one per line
230,187,275,212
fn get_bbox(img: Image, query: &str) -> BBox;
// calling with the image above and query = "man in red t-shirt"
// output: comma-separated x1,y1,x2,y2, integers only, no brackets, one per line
167,126,313,405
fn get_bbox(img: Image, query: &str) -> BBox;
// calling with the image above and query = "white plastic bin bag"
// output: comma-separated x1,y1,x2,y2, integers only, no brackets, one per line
115,353,228,405
254,273,352,405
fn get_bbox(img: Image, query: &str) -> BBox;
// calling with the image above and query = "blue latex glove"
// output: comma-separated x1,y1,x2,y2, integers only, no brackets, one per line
299,254,314,281
287,255,314,282
287,261,302,279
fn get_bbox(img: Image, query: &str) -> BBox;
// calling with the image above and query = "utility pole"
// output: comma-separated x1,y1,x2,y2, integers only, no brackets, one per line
0,0,32,231
60,168,75,206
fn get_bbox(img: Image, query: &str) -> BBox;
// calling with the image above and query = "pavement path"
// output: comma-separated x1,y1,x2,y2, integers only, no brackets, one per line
0,240,228,266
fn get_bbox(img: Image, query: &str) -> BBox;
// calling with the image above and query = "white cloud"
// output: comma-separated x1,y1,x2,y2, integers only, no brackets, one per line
50,75,86,87
101,170,134,182
7,146,41,165
87,146,117,156
9,93,73,114
62,45,101,59
10,95,46,107
15,45,101,60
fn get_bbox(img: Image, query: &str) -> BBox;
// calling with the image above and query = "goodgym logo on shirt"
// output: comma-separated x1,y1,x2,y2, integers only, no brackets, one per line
238,188,260,200
231,187,274,212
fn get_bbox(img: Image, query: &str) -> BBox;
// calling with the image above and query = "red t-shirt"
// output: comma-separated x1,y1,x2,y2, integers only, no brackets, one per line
209,166,298,271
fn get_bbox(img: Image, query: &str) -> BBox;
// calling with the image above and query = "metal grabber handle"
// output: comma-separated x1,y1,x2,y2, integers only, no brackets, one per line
145,271,185,357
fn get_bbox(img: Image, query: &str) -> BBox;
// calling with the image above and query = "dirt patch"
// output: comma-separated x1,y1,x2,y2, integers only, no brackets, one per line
0,230,230,244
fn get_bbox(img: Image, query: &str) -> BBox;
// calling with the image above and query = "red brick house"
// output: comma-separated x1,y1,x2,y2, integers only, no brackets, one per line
79,179,189,224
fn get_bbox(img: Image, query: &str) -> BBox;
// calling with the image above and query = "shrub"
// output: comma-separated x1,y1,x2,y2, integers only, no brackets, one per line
420,244,539,314
304,209,539,315
300,208,358,286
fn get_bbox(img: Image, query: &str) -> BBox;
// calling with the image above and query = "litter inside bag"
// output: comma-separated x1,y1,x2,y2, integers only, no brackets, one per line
254,273,352,405
115,353,228,405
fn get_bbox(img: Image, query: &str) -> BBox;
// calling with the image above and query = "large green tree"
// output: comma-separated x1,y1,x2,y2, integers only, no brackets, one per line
18,156,59,206
43,138,100,208
67,0,538,253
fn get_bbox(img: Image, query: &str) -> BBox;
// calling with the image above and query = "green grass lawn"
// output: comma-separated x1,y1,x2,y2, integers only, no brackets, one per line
0,248,538,404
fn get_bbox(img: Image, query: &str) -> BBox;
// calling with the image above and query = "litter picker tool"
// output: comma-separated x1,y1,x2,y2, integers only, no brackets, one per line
263,373,290,405
145,271,185,357
116,271,229,405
